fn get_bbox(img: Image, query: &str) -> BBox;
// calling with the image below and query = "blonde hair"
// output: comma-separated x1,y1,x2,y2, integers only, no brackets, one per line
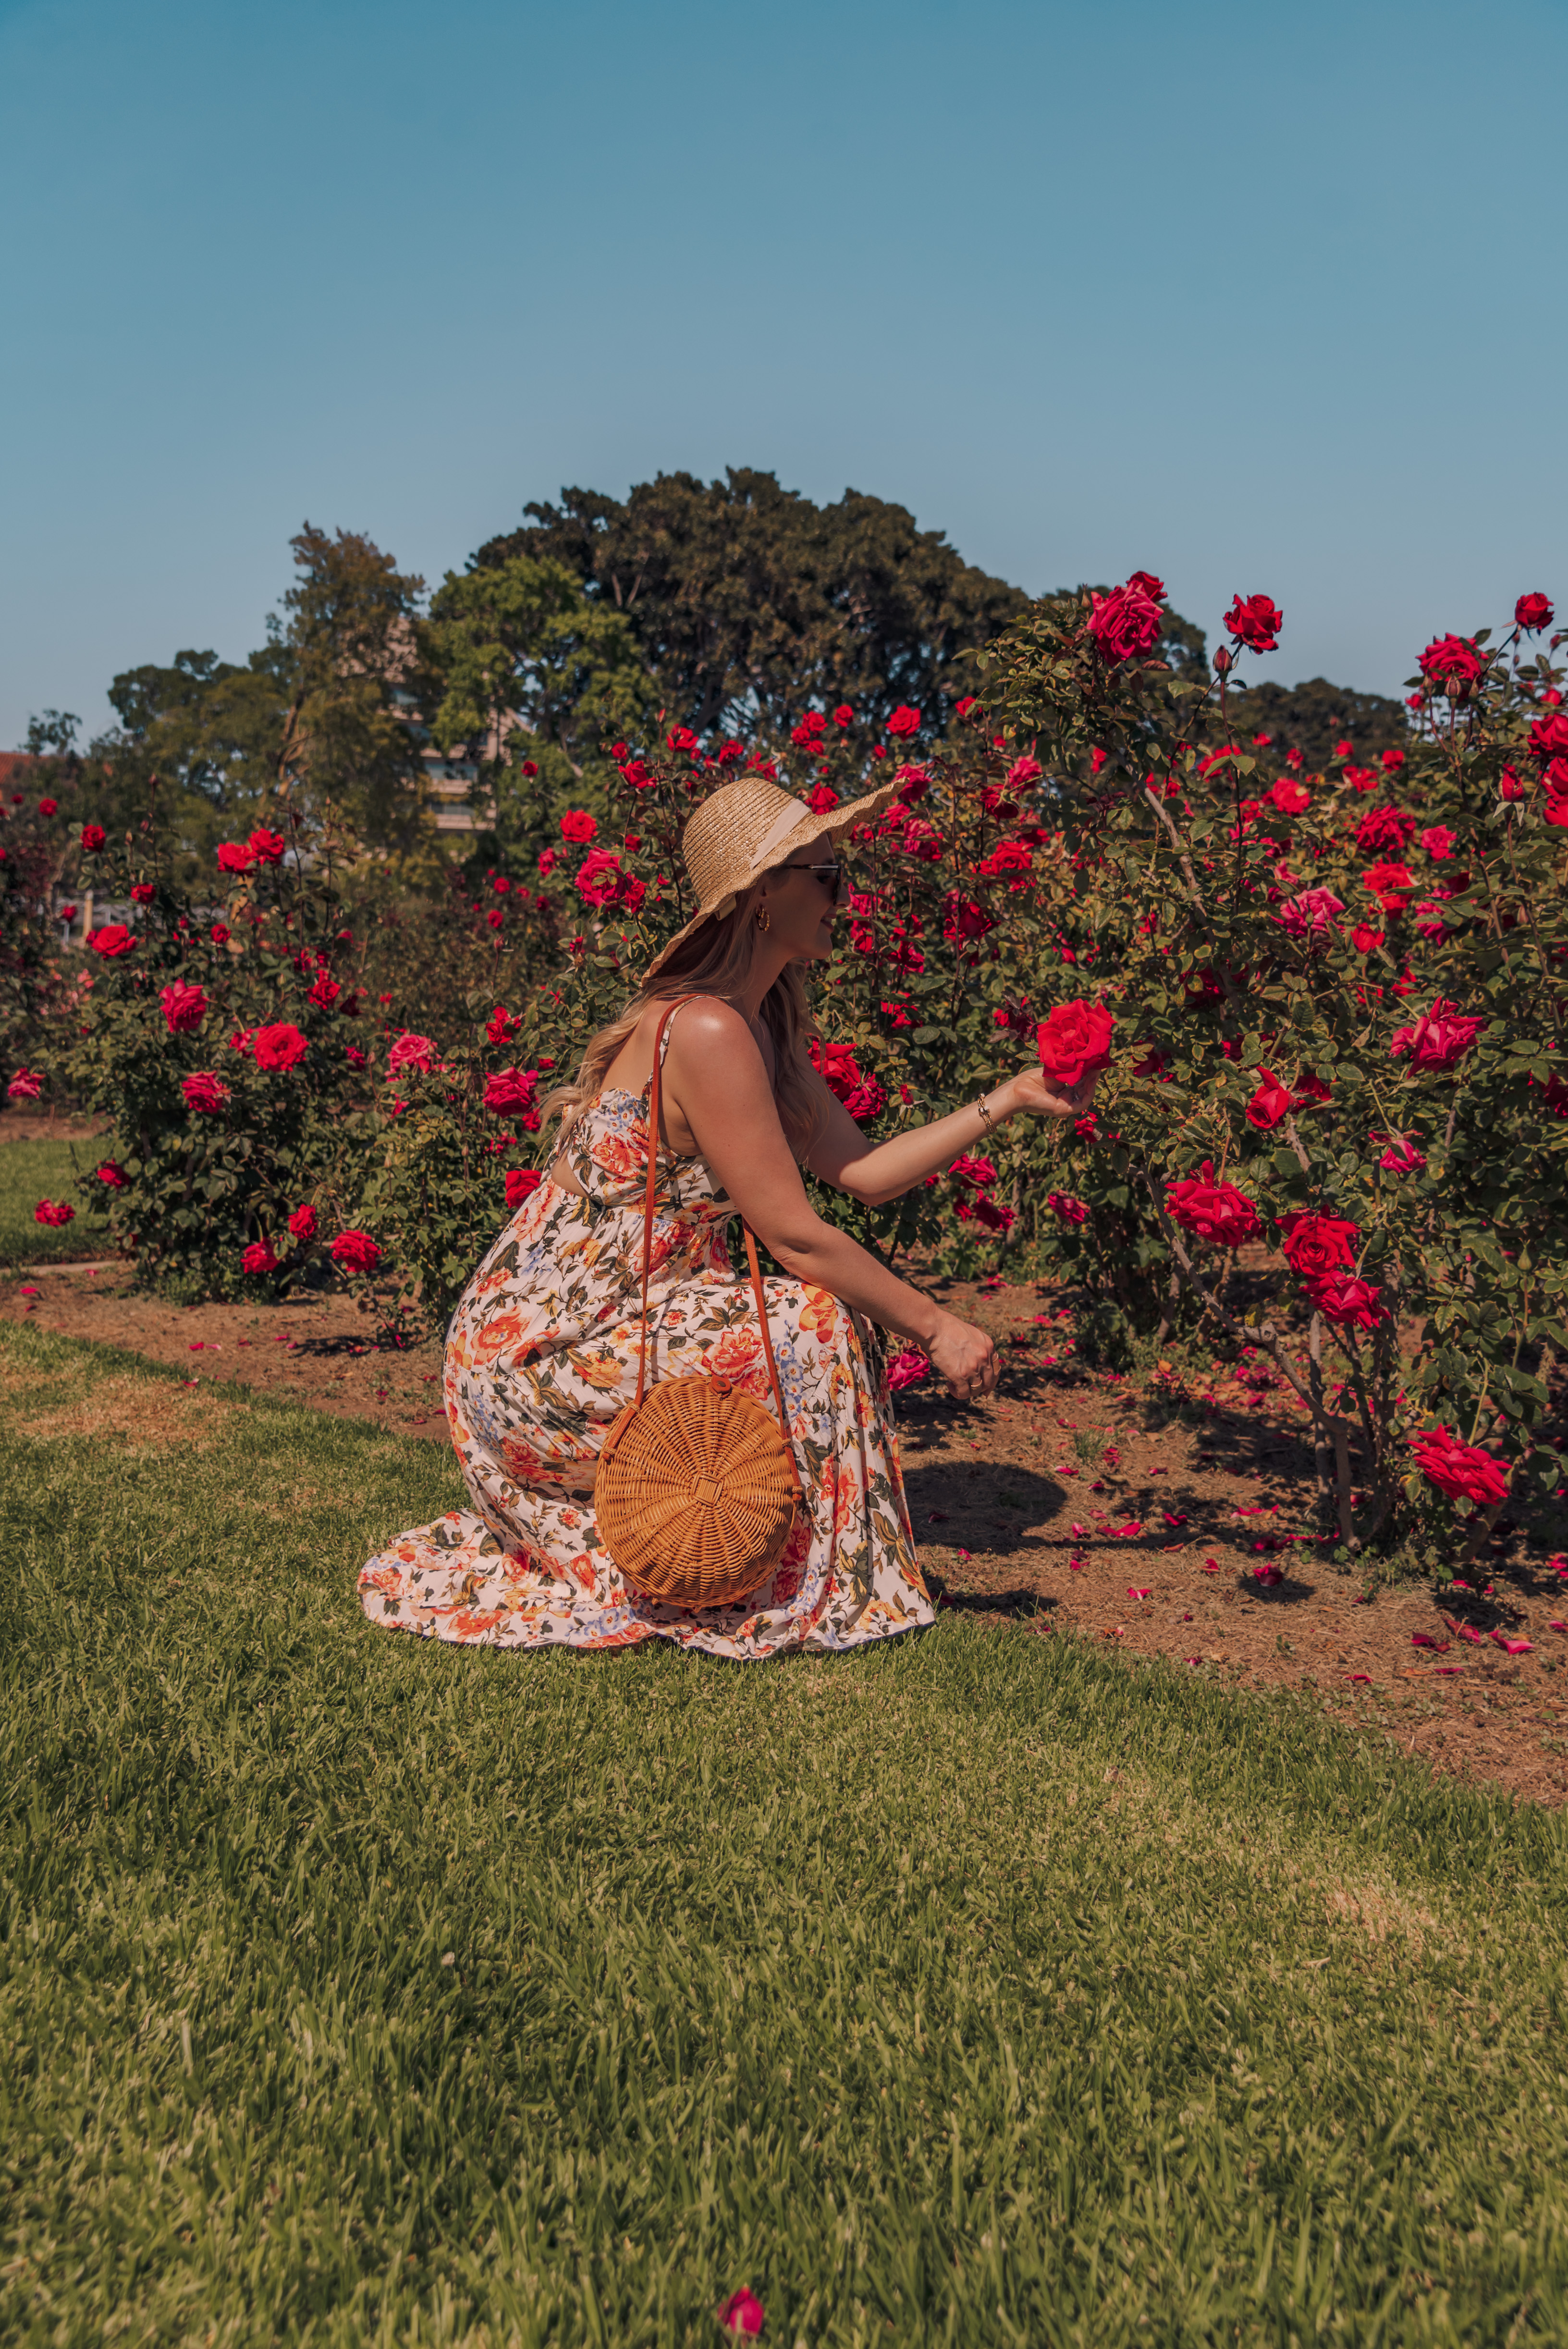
538,883,826,1161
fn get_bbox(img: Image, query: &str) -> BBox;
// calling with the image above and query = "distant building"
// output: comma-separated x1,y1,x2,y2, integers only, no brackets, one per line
391,689,505,837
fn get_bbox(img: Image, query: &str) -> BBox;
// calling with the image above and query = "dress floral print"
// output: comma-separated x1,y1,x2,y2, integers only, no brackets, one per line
357,1015,932,1659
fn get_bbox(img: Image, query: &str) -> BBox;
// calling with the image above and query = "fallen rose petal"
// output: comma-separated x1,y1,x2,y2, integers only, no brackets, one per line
1433,1665,1464,1675
1492,1633,1533,1655
1112,1520,1142,1537
1348,1672,1371,1684
1410,1633,1449,1651
1549,1620,1568,1633
1162,1509,1188,1527
1128,1586,1152,1600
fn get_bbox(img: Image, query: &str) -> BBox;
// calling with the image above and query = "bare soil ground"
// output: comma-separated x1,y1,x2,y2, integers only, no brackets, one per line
8,1257,1568,1805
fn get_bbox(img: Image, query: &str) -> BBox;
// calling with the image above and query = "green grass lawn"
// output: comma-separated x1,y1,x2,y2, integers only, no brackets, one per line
0,1137,109,1264
3,1320,1567,2347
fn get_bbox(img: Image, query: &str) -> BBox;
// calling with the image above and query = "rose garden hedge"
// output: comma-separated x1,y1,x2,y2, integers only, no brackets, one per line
8,579,1566,1559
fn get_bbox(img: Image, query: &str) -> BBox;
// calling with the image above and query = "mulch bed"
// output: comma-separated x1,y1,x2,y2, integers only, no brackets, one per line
7,1256,1568,1805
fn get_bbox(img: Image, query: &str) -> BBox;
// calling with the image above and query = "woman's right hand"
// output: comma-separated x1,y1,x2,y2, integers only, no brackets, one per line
927,1312,998,1403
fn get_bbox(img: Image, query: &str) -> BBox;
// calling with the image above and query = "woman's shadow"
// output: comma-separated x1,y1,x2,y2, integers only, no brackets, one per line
899,1459,1069,1619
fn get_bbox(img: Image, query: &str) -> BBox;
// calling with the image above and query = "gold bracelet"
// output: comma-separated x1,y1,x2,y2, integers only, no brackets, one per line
975,1091,994,1130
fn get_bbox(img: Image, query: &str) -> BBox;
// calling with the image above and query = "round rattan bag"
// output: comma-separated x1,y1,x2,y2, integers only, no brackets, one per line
595,998,801,1612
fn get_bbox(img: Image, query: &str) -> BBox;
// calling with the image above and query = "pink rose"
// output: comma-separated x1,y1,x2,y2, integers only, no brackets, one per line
574,847,623,906
886,1347,930,1392
1419,824,1457,860
8,1066,43,1101
1391,999,1483,1070
387,1031,438,1076
1007,754,1043,787
1377,1132,1426,1173
1276,886,1343,941
717,2290,765,2339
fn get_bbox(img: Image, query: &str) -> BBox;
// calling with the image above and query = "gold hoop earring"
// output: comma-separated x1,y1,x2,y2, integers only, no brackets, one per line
756,906,771,933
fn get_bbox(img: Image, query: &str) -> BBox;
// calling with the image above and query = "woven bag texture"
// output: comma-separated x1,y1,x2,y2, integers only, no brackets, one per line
598,1374,797,1607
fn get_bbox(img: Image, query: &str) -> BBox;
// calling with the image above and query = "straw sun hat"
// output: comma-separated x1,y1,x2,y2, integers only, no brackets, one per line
642,770,907,982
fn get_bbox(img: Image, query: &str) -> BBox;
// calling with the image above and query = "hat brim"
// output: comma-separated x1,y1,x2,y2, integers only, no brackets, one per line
638,772,909,985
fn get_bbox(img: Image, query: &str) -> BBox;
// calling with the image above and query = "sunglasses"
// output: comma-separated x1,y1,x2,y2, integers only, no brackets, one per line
782,858,845,903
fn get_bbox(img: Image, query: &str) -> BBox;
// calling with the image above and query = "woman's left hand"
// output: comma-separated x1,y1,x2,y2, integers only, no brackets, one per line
1004,1068,1101,1121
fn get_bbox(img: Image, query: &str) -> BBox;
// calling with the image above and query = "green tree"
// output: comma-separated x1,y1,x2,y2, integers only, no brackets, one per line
474,469,1032,738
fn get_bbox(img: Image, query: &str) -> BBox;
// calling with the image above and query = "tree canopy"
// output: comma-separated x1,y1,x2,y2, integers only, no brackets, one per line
473,469,1033,737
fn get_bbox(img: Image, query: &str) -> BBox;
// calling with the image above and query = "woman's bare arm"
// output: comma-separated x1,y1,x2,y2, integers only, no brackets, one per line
664,1002,997,1391
806,1066,1098,1205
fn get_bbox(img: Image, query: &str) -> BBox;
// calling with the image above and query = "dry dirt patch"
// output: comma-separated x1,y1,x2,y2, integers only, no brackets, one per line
3,1367,230,1451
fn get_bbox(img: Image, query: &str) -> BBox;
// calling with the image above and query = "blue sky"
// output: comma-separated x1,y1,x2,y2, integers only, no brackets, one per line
2,0,1564,748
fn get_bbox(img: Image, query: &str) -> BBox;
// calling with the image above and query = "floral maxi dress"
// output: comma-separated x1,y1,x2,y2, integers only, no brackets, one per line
356,1030,933,1660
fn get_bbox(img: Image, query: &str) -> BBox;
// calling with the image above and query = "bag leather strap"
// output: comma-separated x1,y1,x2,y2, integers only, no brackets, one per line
633,995,802,1503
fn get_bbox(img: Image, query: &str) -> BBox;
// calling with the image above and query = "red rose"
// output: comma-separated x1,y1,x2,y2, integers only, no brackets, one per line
1268,778,1310,816
807,783,840,814
1036,1000,1115,1089
666,727,698,753
886,705,922,737
1410,1426,1507,1506
7,1067,42,1101
1355,806,1416,853
216,842,254,874
33,1198,74,1227
130,883,155,905
1380,747,1405,771
943,896,993,942
1351,923,1384,953
96,1160,127,1188
1046,1190,1089,1225
252,1022,308,1071
487,1007,521,1044
978,841,1032,878
1244,1069,1296,1130
811,1039,863,1103
1127,569,1166,605
520,759,539,777
308,974,341,1007
1225,593,1283,653
247,827,286,864
1362,860,1415,912
832,704,854,726
1419,824,1456,860
885,1346,929,1390
288,1202,318,1240
948,1153,997,1190
158,980,206,1035
1307,1273,1384,1330
1418,634,1483,693
80,823,106,851
1277,1211,1359,1278
331,1229,382,1274
1344,765,1377,793
485,1066,539,1114
1516,593,1555,633
37,797,57,817
1528,713,1568,762
87,924,135,958
574,847,623,906
560,809,597,844
1007,755,1043,788
505,1167,543,1211
717,2289,765,2339
1086,580,1163,664
1499,770,1525,802
210,922,231,945
1165,1163,1262,1248
242,1239,277,1274
344,1045,367,1068
1377,1132,1426,1173
387,1031,437,1076
1391,999,1483,1070
182,1071,230,1112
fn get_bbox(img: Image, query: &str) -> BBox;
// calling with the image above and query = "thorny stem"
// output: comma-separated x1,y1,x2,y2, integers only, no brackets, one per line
1141,786,1209,915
